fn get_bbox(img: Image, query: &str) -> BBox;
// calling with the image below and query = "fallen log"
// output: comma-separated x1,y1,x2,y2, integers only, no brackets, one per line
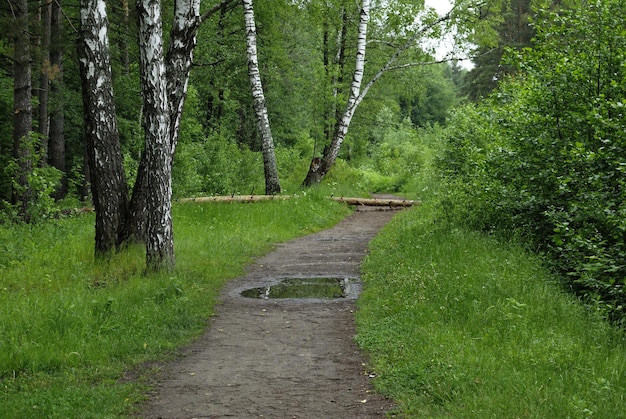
178,195,290,203
330,197,416,207
178,195,416,207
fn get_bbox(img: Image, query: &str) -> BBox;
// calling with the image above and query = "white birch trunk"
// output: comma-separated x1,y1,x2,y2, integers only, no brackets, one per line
303,1,453,186
78,0,129,254
137,0,175,270
304,0,370,186
243,0,281,195
127,0,201,244
166,0,201,154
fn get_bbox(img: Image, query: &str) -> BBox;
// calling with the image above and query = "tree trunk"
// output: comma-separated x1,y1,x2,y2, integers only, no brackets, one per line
302,1,454,187
78,0,129,256
303,0,370,187
37,0,52,160
166,0,201,155
49,0,66,199
137,0,175,271
120,0,131,75
10,0,34,223
125,0,202,246
242,0,281,195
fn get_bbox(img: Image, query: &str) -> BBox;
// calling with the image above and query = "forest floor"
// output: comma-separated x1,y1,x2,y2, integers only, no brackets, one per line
138,198,405,418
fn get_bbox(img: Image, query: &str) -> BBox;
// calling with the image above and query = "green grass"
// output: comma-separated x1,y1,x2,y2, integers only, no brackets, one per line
357,201,626,418
0,192,351,418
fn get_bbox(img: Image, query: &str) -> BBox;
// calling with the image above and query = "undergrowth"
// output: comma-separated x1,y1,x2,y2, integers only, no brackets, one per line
0,191,350,418
357,202,626,417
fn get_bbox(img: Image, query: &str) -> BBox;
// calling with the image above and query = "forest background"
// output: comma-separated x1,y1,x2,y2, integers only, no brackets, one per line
1,0,625,344
2,0,626,416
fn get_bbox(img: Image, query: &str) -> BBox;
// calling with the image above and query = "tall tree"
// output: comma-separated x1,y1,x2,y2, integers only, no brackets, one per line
77,0,130,256
242,0,280,195
48,0,66,199
137,0,175,270
464,0,534,100
37,0,52,159
78,0,227,269
302,0,497,186
126,0,229,245
10,0,34,222
303,0,370,186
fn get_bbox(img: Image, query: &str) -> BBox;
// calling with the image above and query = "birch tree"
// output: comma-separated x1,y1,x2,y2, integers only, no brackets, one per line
242,0,281,195
137,0,174,270
303,0,495,186
303,0,370,186
125,0,228,244
78,0,229,269
77,0,129,255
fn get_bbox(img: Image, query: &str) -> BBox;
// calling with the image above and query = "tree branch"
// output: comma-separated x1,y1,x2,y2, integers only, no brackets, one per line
200,0,239,24
386,48,499,71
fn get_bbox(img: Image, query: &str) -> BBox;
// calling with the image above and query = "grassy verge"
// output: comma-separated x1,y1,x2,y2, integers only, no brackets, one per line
0,191,351,418
357,201,626,418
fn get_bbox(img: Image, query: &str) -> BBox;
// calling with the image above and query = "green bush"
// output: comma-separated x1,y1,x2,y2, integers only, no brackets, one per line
437,0,626,324
172,134,264,198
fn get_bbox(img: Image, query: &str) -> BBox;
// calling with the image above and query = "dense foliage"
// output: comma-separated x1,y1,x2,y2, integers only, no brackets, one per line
438,0,626,323
0,0,460,220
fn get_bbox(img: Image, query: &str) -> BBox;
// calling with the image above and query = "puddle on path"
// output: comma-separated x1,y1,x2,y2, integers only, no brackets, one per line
241,277,359,299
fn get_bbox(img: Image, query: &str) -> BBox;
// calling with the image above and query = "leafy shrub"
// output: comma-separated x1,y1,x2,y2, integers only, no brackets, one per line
172,134,264,198
1,148,63,223
438,0,626,324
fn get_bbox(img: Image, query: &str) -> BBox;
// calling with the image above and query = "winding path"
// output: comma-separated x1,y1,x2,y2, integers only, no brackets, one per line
141,205,402,418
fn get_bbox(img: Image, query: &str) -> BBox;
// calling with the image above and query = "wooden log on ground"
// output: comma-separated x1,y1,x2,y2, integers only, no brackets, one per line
178,195,290,203
330,197,416,207
178,195,417,207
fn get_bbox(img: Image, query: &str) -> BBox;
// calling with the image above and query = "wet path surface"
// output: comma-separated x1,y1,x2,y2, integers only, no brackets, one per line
140,207,401,418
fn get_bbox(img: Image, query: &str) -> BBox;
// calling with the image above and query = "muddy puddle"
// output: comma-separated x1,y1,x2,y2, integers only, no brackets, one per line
241,277,360,300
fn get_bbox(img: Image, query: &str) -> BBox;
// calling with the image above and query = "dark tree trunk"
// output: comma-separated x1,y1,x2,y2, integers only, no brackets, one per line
37,0,52,160
10,0,34,222
120,0,131,75
124,153,149,243
78,0,129,256
49,0,67,199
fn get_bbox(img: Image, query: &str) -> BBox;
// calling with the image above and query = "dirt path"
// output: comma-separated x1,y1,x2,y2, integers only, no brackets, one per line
140,205,402,418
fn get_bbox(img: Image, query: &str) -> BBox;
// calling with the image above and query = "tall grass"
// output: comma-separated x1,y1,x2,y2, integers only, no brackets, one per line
357,201,626,417
0,192,351,418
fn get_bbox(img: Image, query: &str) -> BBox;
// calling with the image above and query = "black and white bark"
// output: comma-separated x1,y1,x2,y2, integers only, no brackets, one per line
243,0,281,195
166,0,201,153
126,0,206,244
78,0,129,255
303,2,458,186
137,0,175,270
10,0,34,222
304,0,370,186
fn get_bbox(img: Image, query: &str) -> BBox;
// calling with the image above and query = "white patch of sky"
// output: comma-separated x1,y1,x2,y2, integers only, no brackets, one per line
423,0,475,69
